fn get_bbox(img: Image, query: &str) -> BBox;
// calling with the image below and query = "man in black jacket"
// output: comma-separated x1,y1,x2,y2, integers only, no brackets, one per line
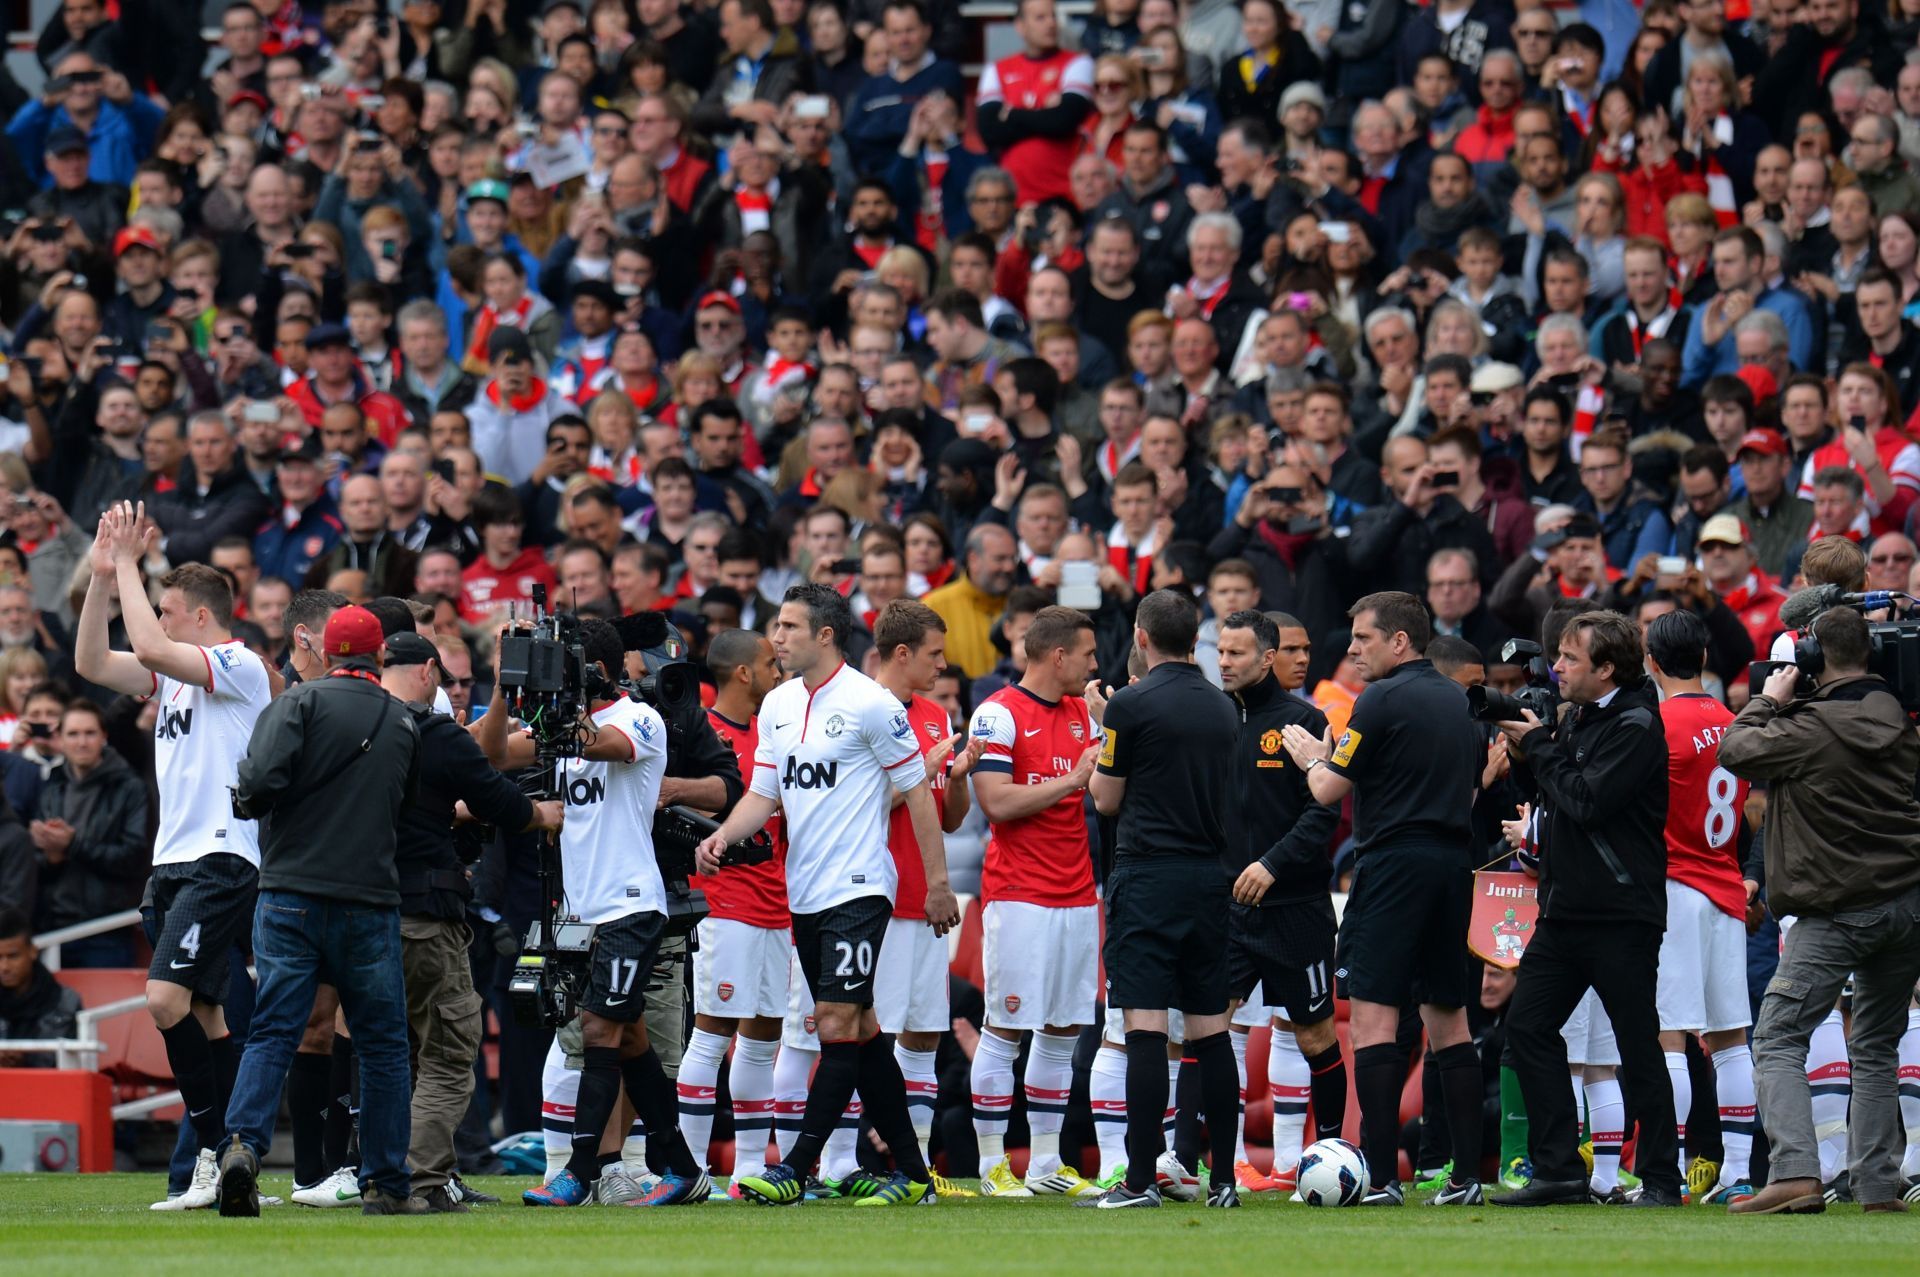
1491,609,1684,1207
148,412,271,568
219,605,424,1217
1348,437,1501,598
1217,611,1345,1190
380,633,563,1213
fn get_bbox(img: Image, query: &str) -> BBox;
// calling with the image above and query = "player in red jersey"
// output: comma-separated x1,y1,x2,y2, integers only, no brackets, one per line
968,605,1106,1197
869,600,981,1197
1645,610,1758,1204
680,629,791,1197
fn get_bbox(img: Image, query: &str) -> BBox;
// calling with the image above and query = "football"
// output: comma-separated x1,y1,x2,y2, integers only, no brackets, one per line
1295,1138,1369,1207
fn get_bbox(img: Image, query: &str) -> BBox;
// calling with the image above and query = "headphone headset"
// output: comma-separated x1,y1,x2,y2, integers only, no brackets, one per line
1793,620,1825,680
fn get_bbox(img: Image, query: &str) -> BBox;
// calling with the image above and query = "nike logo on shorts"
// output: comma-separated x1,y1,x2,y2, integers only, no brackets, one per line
170,960,194,969
605,997,628,1006
843,981,861,991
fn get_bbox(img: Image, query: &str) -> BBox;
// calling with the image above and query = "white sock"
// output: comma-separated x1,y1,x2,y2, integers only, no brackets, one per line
1809,1009,1851,1182
1091,1044,1128,1177
1229,1029,1248,1164
895,1044,939,1161
1571,1073,1587,1142
730,1036,779,1181
622,1119,646,1179
823,1100,861,1181
541,1045,579,1184
1899,1009,1920,1178
677,1029,729,1174
772,1044,816,1163
1714,1044,1757,1189
1164,1055,1180,1141
971,1030,1019,1177
1268,1029,1309,1173
1024,1032,1076,1178
1664,1050,1691,1176
1585,1077,1624,1192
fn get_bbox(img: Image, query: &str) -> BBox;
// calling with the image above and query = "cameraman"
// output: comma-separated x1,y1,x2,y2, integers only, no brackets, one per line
476,618,710,1208
218,606,423,1217
381,632,564,1213
1719,607,1920,1215
1490,610,1685,1208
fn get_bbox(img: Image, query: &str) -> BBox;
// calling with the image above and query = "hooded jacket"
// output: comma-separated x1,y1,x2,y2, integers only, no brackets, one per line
0,960,82,1065
1718,673,1920,918
31,749,150,933
1514,678,1669,927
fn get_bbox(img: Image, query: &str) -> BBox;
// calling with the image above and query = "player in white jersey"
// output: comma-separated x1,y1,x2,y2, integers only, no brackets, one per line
478,619,710,1209
74,503,271,1211
696,584,959,1208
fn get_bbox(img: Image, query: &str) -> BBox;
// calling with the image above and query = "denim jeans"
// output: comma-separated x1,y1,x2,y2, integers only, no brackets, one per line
1752,885,1920,1204
223,890,414,1198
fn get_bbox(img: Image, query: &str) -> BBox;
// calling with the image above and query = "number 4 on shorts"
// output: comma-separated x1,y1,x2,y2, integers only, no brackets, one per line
179,922,202,960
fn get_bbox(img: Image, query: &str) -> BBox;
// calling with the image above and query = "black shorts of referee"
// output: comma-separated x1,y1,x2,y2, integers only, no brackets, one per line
1227,895,1337,1025
1335,847,1474,1010
1104,855,1230,1016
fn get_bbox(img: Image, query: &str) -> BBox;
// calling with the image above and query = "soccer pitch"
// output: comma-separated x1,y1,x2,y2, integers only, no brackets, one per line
0,1176,1909,1276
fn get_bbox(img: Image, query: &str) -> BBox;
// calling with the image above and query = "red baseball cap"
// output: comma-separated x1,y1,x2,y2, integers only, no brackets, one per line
113,226,162,258
694,290,742,315
322,605,385,658
1735,363,1778,404
1737,427,1788,458
226,89,270,112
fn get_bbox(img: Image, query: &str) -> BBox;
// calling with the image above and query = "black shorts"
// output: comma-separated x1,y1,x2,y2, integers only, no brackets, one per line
1335,848,1473,1010
792,895,891,1009
1227,896,1338,1025
1103,854,1230,1017
582,910,667,1023
145,853,258,1003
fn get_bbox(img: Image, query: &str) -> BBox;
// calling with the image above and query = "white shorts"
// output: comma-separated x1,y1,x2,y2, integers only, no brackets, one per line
1232,982,1269,1028
783,944,820,1051
1561,988,1620,1067
693,917,791,1020
982,900,1099,1031
1106,1005,1184,1045
873,915,951,1034
1656,880,1753,1033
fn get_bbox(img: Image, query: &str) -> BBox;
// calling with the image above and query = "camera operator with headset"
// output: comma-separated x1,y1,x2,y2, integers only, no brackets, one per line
1718,606,1920,1215
216,605,423,1217
380,631,565,1212
475,617,713,1208
1488,609,1686,1208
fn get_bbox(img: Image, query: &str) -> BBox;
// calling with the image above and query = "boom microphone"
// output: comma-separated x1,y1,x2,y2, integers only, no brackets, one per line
610,611,671,653
1777,583,1845,630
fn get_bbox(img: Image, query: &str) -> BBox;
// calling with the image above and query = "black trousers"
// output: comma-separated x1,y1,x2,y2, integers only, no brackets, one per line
1505,917,1683,1195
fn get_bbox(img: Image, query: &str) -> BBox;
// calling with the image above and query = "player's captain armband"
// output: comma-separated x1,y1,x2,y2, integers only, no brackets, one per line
1097,727,1117,768
1330,727,1361,768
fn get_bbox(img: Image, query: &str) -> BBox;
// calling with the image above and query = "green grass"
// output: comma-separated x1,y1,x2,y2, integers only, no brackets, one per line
0,1174,1906,1276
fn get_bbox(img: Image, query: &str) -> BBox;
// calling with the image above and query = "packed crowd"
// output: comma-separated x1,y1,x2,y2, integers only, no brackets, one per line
6,0,1920,1186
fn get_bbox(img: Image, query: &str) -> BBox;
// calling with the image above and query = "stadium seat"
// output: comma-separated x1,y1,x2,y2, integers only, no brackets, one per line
948,896,984,989
53,968,177,1120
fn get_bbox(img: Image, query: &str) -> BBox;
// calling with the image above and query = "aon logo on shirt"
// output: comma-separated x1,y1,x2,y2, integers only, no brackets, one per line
564,775,606,805
156,707,194,740
783,757,839,790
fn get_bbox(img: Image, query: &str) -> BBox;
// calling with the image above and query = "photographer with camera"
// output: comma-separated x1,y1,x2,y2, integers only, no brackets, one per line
1718,606,1920,1215
478,617,712,1209
380,632,565,1212
1489,610,1685,1208
216,605,423,1217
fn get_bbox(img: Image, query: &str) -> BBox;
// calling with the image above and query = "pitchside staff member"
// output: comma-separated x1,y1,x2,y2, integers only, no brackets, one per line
1086,589,1242,1210
697,583,959,1208
216,606,423,1217
1281,591,1486,1207
483,620,712,1209
381,632,565,1213
1490,610,1685,1209
1216,611,1348,1164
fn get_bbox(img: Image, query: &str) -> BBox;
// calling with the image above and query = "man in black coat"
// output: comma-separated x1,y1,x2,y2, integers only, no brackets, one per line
1492,610,1685,1207
147,413,271,569
1346,437,1501,598
1206,464,1353,687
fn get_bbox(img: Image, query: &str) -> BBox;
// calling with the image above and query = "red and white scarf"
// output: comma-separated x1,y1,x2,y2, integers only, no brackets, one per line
466,294,535,369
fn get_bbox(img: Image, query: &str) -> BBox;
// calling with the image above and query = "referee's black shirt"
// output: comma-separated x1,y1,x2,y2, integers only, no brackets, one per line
1324,657,1480,859
1097,661,1239,859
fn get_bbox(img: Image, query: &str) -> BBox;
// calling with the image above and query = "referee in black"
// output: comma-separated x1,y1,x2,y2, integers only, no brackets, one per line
1085,589,1242,1209
1281,590,1486,1206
